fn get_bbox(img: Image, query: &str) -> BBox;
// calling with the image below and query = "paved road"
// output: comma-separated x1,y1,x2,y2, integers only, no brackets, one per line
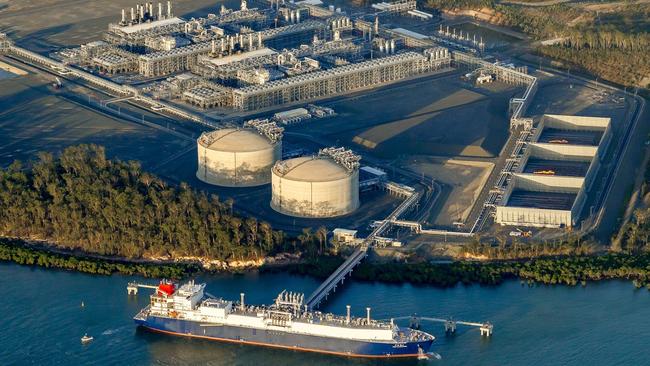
285,131,444,225
591,93,647,240
464,127,520,232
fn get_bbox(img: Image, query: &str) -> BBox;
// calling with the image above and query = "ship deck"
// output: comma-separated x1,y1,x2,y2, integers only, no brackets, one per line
229,305,394,330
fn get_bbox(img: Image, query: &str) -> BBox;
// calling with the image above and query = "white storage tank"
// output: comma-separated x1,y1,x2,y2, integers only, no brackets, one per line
197,127,282,187
271,148,360,218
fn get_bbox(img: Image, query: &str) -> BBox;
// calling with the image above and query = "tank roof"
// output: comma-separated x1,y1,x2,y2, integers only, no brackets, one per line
198,128,276,152
274,156,352,182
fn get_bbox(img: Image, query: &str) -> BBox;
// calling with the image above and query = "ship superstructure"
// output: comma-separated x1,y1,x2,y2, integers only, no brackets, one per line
134,280,434,358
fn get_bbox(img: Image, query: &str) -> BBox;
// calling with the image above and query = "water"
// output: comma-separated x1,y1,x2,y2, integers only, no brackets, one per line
1,262,649,366
0,69,16,80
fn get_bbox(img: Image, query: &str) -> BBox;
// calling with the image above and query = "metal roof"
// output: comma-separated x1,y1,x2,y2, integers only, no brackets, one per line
234,52,426,96
117,17,184,34
204,48,277,66
198,128,276,152
273,156,352,182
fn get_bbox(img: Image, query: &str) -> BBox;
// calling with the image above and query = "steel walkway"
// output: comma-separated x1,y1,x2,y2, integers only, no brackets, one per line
305,191,420,309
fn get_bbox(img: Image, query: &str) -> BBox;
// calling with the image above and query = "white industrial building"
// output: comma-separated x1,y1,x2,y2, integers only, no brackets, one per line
496,114,612,228
91,51,138,74
274,108,311,124
359,166,387,191
196,120,283,187
231,50,450,111
271,147,360,218
45,0,456,114
332,228,358,244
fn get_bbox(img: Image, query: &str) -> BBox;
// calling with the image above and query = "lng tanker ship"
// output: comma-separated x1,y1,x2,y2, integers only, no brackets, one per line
133,280,434,358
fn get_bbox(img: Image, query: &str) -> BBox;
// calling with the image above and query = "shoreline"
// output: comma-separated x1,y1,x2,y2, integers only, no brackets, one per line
0,237,305,278
0,235,304,270
0,238,199,279
2,238,650,290
274,255,650,290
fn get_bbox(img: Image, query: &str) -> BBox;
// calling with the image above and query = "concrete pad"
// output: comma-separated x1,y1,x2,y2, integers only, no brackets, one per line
409,159,494,226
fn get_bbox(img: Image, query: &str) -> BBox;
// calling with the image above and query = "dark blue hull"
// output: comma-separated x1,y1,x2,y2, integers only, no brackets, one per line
135,316,433,358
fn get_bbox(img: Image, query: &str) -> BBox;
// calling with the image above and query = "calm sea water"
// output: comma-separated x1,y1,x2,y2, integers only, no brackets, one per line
1,262,649,366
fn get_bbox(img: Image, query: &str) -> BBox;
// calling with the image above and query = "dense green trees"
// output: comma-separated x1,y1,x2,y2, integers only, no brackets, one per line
616,207,650,253
460,235,595,260
614,157,650,253
423,0,650,88
539,23,650,88
0,238,195,278
561,29,650,51
425,0,495,10
295,226,330,257
278,253,650,288
538,46,650,88
0,145,286,261
4,145,650,289
6,232,650,288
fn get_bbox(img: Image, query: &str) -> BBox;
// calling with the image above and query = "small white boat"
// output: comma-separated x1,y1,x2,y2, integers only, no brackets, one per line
81,334,94,344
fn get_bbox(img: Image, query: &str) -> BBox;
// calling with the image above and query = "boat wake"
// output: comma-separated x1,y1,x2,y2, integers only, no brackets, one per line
102,326,128,336
419,352,443,361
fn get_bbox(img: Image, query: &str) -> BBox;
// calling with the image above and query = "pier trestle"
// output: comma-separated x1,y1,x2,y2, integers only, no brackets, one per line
399,316,494,337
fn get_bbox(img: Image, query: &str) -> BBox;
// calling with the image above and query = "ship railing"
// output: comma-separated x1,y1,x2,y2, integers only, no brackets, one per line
409,329,433,341
229,302,392,329
232,304,272,316
394,328,432,343
294,312,393,329
134,305,151,321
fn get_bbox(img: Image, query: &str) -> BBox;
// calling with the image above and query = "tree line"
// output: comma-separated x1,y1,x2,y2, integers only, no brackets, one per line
278,253,650,289
0,145,287,262
424,0,495,11
614,156,650,254
422,0,650,88
7,234,650,289
460,235,595,260
561,29,650,52
0,238,195,278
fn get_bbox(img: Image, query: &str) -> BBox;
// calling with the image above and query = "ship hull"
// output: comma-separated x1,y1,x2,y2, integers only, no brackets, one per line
135,316,433,358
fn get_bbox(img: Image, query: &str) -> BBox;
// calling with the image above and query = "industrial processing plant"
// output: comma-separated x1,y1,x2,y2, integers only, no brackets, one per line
2,0,650,361
0,0,535,233
271,147,360,218
1,0,633,245
49,0,452,113
197,119,283,187
496,114,612,228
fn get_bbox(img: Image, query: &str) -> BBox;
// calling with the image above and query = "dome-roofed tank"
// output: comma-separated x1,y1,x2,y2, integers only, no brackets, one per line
197,120,283,187
271,147,360,218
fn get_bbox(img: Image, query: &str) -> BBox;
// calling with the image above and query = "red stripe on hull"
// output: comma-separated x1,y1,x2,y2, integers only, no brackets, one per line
140,326,422,359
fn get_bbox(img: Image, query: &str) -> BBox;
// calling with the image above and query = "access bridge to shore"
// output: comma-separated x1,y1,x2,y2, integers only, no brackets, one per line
304,187,421,310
